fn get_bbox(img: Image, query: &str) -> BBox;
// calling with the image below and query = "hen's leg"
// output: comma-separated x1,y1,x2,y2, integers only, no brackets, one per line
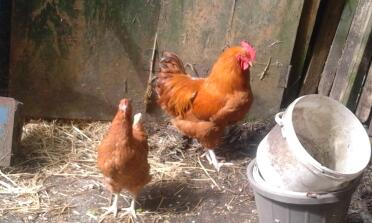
121,197,137,219
100,193,119,221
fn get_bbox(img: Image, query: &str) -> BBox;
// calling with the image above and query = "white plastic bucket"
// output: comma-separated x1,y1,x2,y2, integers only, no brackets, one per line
256,94,371,192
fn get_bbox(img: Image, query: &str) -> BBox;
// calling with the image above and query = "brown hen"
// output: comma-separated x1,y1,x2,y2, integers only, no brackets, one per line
97,98,151,220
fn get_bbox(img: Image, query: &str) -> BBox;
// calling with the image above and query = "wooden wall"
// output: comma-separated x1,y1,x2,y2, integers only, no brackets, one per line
284,0,372,135
9,0,304,120
10,0,161,120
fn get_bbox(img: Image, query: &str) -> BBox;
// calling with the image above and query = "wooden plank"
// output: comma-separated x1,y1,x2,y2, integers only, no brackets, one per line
282,0,321,106
356,64,372,122
330,0,372,104
346,34,372,111
299,0,345,95
9,0,161,120
157,0,304,120
318,0,358,96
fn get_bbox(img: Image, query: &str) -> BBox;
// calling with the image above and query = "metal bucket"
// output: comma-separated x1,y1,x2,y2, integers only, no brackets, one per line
247,159,360,223
256,95,371,192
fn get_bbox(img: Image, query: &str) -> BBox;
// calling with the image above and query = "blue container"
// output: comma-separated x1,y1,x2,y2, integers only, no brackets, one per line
0,97,23,166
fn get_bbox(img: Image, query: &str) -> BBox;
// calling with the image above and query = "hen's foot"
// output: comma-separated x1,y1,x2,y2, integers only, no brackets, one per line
121,199,137,219
99,193,119,222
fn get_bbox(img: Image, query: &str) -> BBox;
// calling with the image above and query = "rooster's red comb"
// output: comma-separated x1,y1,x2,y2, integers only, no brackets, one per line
240,40,256,61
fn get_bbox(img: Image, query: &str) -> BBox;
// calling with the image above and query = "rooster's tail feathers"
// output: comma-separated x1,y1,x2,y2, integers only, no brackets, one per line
159,52,186,74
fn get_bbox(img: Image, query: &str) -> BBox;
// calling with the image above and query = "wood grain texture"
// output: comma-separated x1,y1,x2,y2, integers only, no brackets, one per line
282,0,320,106
318,0,358,96
356,64,372,123
330,0,372,104
299,0,345,96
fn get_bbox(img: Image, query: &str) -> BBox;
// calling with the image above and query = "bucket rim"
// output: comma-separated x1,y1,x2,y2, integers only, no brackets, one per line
247,159,360,205
281,94,371,179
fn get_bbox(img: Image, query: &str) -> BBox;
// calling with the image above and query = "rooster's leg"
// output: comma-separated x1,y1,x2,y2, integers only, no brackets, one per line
121,197,137,219
206,149,224,172
100,193,119,221
202,149,233,172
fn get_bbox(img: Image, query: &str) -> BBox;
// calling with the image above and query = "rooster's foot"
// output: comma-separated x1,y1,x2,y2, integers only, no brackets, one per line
202,149,233,172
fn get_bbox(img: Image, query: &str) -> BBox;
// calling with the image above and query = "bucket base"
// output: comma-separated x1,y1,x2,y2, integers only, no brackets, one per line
247,159,359,223
253,191,350,223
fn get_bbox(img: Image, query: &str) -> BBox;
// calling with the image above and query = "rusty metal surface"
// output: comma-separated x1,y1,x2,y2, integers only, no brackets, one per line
0,97,23,166
9,0,303,120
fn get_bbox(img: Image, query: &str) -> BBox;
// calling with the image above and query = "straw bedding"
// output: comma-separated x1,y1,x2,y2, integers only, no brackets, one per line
0,119,370,222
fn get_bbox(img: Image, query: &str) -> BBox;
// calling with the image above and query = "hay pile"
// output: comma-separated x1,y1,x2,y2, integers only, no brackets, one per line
0,119,370,222
0,120,227,221
0,120,107,216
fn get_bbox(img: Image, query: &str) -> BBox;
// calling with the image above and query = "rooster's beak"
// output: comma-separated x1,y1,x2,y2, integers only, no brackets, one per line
248,61,253,67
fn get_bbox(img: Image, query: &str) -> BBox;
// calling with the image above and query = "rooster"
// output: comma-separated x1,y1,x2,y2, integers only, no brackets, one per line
156,41,255,171
97,98,151,220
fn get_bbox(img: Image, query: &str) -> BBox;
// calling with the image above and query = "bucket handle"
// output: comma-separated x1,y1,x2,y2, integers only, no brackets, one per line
275,112,284,127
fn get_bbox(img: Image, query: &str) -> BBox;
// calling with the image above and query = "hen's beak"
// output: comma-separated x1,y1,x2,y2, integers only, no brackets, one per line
248,61,253,67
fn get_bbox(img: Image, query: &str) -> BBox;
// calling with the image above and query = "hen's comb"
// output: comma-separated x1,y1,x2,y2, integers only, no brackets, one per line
240,40,256,61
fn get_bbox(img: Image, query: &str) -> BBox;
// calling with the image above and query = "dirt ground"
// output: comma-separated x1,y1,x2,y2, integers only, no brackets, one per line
0,118,371,223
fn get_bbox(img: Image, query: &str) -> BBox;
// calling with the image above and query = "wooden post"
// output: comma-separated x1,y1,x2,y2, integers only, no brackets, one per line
299,0,345,95
281,0,320,106
329,0,372,104
318,0,358,96
356,64,372,123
